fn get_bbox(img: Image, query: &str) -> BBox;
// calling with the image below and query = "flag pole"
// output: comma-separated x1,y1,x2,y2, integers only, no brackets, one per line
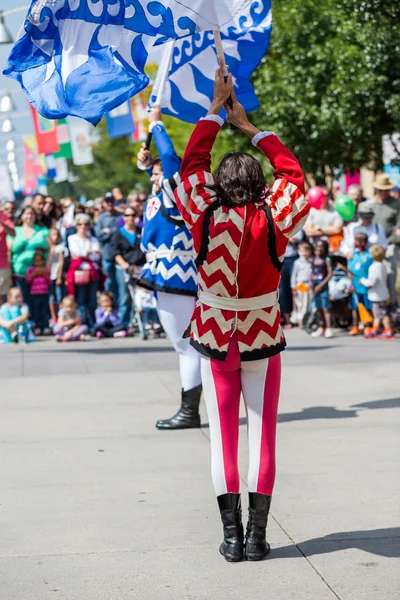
213,31,227,76
155,40,175,107
145,41,175,150
213,30,235,125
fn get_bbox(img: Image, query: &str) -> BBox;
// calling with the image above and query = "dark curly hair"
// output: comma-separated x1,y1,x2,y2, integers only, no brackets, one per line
214,152,267,207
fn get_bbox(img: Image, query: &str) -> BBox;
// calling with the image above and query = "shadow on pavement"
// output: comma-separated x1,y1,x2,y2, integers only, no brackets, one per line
201,398,400,428
271,528,400,559
286,346,339,352
275,397,400,424
352,398,400,410
31,345,175,356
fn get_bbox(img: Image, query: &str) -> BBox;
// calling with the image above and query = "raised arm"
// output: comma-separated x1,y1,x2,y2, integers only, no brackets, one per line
180,116,223,181
224,94,304,193
174,70,233,246
148,107,181,178
225,94,309,242
180,70,234,180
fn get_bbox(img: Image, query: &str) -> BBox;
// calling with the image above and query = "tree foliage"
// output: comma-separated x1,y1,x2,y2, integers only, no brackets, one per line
67,1,399,197
219,0,400,181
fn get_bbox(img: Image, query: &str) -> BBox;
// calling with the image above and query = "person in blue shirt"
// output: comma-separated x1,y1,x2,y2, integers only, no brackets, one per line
137,107,202,430
95,193,120,299
348,231,373,335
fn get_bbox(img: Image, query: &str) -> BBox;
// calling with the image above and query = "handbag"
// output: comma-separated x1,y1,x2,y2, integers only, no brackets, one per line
74,269,91,286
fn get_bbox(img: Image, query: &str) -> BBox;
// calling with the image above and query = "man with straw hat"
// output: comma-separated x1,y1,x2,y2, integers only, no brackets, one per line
371,173,400,239
372,173,400,305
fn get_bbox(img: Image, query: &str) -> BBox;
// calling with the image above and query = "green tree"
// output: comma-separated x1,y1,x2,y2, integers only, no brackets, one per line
68,121,150,199
218,0,400,183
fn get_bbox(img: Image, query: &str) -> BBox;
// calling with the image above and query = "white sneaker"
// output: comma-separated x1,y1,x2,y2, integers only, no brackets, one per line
311,327,325,338
325,328,334,339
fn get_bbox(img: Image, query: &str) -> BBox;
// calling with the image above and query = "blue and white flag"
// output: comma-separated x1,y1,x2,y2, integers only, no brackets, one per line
4,1,271,124
105,102,135,138
149,6,272,123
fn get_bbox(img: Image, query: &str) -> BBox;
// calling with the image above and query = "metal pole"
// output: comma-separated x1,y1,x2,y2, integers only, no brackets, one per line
154,41,175,107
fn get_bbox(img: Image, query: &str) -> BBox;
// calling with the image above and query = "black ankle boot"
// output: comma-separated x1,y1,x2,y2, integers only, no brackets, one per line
245,493,272,561
217,493,244,562
155,385,202,430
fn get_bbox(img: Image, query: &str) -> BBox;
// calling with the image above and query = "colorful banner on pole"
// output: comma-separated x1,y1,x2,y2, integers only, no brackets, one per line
55,119,73,159
67,117,94,166
54,158,69,183
30,106,60,155
0,164,15,200
45,154,57,179
105,102,135,138
131,94,148,143
23,134,46,194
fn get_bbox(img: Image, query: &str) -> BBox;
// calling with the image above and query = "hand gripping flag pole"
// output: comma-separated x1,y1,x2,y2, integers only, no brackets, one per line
213,30,236,127
145,41,175,150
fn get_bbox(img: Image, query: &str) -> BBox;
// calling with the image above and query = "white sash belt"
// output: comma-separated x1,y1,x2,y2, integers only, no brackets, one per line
146,250,193,262
198,291,278,311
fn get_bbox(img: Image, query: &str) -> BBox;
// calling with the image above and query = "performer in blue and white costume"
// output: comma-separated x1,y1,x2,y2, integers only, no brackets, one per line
137,107,202,430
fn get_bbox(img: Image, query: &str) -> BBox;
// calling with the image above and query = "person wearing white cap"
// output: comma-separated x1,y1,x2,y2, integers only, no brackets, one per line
340,202,387,258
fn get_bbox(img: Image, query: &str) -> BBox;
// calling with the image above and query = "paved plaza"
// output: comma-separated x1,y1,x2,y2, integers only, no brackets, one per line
0,331,399,600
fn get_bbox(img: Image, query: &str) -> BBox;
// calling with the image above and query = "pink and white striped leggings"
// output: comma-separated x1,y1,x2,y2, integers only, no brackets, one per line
201,336,281,497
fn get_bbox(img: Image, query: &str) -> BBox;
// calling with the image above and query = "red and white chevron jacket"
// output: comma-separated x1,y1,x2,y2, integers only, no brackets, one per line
174,116,310,361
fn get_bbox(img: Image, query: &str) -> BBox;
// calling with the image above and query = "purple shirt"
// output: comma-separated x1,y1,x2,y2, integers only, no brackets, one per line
95,307,121,327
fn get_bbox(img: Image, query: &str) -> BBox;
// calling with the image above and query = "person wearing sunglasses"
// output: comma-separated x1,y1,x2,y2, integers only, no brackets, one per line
111,208,146,327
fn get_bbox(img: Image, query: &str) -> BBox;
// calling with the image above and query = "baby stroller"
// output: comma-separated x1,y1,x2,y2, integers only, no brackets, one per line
134,286,165,339
303,256,353,334
124,267,148,341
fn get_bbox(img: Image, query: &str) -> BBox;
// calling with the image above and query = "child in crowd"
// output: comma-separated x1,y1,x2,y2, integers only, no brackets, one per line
347,232,373,336
47,227,65,326
94,292,127,338
291,241,313,326
360,245,395,339
26,249,51,336
54,296,88,342
310,240,334,338
0,287,33,344
135,287,161,332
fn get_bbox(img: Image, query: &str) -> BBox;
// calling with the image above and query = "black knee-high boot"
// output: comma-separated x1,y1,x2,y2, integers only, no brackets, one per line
155,384,202,430
245,493,272,561
217,493,244,562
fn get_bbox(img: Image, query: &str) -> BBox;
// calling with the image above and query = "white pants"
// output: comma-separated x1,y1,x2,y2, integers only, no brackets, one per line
156,291,202,391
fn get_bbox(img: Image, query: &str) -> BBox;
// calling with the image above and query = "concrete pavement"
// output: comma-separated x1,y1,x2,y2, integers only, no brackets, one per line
0,331,399,599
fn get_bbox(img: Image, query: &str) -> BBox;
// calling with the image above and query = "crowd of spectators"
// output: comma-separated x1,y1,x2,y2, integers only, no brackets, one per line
0,188,155,344
279,176,400,339
0,175,399,344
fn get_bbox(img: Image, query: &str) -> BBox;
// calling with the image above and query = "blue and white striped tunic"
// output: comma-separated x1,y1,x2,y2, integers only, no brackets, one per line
138,123,197,297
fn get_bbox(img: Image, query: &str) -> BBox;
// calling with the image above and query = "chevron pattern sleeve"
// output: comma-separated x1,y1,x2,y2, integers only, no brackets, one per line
252,132,310,239
175,118,222,248
266,178,310,239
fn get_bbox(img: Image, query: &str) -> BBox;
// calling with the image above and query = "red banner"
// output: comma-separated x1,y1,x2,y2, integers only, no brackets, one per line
24,135,45,195
30,106,60,155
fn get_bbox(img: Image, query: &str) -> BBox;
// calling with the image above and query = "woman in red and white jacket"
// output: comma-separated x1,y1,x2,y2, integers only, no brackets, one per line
173,71,310,562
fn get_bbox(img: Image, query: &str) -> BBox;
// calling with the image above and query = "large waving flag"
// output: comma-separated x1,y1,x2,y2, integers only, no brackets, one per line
4,1,271,124
149,8,272,122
